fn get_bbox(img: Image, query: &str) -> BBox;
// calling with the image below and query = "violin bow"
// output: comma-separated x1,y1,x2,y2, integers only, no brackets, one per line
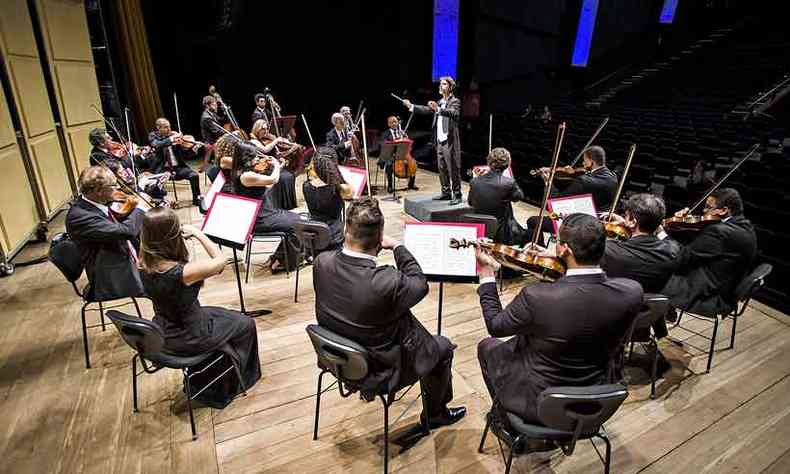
531,122,567,249
173,92,182,133
91,104,142,190
686,144,759,214
300,114,318,152
568,117,608,168
607,144,637,223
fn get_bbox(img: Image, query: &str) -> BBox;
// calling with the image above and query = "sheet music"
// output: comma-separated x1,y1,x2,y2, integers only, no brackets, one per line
547,194,597,232
202,193,261,246
204,171,226,209
404,223,481,277
338,165,367,198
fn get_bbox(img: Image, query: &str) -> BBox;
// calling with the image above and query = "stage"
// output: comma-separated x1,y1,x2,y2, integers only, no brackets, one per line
1,162,789,473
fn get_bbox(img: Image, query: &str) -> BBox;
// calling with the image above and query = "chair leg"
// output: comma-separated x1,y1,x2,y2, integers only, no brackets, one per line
600,433,612,474
674,309,684,327
184,369,198,440
628,341,635,362
282,237,290,278
131,297,143,318
98,301,106,331
650,341,658,399
294,248,302,303
313,370,326,440
706,316,719,374
382,397,390,474
132,354,139,412
504,442,516,474
729,314,738,349
478,413,492,453
81,303,91,369
244,239,252,284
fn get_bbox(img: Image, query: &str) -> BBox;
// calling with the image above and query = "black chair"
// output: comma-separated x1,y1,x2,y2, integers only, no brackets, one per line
306,324,429,473
244,231,289,283
459,213,498,239
478,384,628,474
672,263,772,373
293,221,332,303
106,310,246,440
623,294,670,399
48,232,143,369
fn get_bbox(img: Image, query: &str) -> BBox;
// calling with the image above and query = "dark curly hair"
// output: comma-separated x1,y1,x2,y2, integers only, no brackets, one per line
311,146,346,190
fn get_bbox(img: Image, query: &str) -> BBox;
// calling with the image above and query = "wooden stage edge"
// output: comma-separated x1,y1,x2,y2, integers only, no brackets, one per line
0,162,788,474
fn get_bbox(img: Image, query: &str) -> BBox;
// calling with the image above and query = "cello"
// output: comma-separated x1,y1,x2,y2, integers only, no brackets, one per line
391,118,417,179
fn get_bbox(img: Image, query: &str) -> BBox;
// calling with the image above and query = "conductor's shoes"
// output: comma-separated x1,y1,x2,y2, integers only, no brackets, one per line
432,193,451,201
421,406,467,428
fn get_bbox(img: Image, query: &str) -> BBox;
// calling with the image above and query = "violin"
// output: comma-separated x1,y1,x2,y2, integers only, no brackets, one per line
108,140,151,159
171,134,204,151
252,155,277,175
530,165,585,180
449,238,566,280
255,130,306,174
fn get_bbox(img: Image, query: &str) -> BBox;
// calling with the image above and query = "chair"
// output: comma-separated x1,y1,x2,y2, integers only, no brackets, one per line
244,232,289,283
306,324,429,473
293,221,332,303
622,294,670,399
478,384,628,474
48,232,143,369
459,213,498,239
672,263,772,373
106,310,246,440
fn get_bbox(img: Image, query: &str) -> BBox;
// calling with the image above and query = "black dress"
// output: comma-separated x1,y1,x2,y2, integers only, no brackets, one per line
140,264,261,408
265,168,297,210
302,180,344,249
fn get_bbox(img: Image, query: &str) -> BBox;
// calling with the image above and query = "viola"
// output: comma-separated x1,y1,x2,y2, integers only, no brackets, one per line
109,190,145,217
449,238,566,280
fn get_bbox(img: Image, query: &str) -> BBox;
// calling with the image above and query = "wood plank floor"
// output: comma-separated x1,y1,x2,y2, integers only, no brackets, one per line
1,163,788,474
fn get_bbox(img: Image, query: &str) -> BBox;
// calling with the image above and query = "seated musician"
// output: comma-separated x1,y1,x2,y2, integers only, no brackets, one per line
89,128,133,171
325,113,353,164
340,105,353,129
147,118,202,206
378,116,417,192
250,119,297,210
468,147,526,246
662,188,757,317
65,166,144,301
251,93,269,125
303,147,353,250
475,213,642,431
138,207,261,409
527,145,617,244
313,197,466,427
230,141,302,272
600,193,680,375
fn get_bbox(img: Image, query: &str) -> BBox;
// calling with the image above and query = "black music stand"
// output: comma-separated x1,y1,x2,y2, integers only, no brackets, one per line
426,274,479,335
274,115,297,137
379,141,409,202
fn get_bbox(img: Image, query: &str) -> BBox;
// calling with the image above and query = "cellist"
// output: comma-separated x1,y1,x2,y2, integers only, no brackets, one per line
379,116,417,192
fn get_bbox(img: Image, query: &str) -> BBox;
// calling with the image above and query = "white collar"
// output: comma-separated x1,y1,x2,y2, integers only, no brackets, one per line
722,216,732,223
565,267,603,276
342,247,377,262
82,195,109,216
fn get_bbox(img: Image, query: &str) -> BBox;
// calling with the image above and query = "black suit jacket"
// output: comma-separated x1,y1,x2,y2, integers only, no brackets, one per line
602,234,680,293
313,247,442,393
468,169,526,245
412,96,461,149
200,109,229,145
65,197,144,301
325,128,352,163
662,216,757,316
477,273,642,422
251,107,269,127
553,166,618,212
147,132,193,174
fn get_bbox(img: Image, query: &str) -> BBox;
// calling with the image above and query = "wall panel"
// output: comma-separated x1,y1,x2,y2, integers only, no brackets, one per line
28,134,71,211
0,147,39,253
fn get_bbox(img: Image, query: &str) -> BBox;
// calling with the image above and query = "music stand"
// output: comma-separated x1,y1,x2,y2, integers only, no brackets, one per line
379,141,410,202
202,193,272,317
274,115,297,137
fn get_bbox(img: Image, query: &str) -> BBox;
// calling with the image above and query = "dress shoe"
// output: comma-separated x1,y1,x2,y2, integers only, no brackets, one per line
432,194,451,201
408,184,420,191
421,406,467,428
449,196,462,205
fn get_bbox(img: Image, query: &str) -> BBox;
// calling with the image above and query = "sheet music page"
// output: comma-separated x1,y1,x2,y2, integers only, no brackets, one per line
547,194,597,232
404,223,479,277
204,171,226,209
202,194,260,246
338,165,367,198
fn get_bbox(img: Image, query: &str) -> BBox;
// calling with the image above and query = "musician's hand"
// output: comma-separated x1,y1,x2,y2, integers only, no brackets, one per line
181,224,201,240
428,101,439,111
380,234,400,250
475,247,500,278
675,207,690,218
600,213,625,225
402,99,412,109
344,141,352,149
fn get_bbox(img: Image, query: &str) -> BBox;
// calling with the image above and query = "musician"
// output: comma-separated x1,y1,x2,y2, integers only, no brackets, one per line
325,113,353,164
340,106,353,131
475,213,642,428
251,93,269,126
527,145,617,245
88,128,136,183
230,141,301,272
147,118,202,206
468,147,526,246
662,188,757,317
379,116,417,192
402,76,462,205
303,147,353,250
600,193,679,375
313,197,466,427
250,119,297,210
200,95,229,146
65,166,144,301
138,207,261,408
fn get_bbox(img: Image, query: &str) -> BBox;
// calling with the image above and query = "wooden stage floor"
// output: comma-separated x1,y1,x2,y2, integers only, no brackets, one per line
1,164,789,474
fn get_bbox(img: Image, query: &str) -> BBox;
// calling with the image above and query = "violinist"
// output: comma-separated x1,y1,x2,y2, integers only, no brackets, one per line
251,93,269,126
661,188,757,318
250,119,297,210
325,113,353,164
88,128,138,179
303,148,353,250
230,141,302,272
467,147,526,247
474,213,642,432
147,118,202,206
200,95,229,146
65,166,145,301
379,116,417,192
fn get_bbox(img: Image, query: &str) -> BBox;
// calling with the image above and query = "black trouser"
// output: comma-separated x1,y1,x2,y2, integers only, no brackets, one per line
525,215,556,247
172,165,201,201
477,337,512,422
419,335,455,417
437,140,461,197
384,162,416,191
